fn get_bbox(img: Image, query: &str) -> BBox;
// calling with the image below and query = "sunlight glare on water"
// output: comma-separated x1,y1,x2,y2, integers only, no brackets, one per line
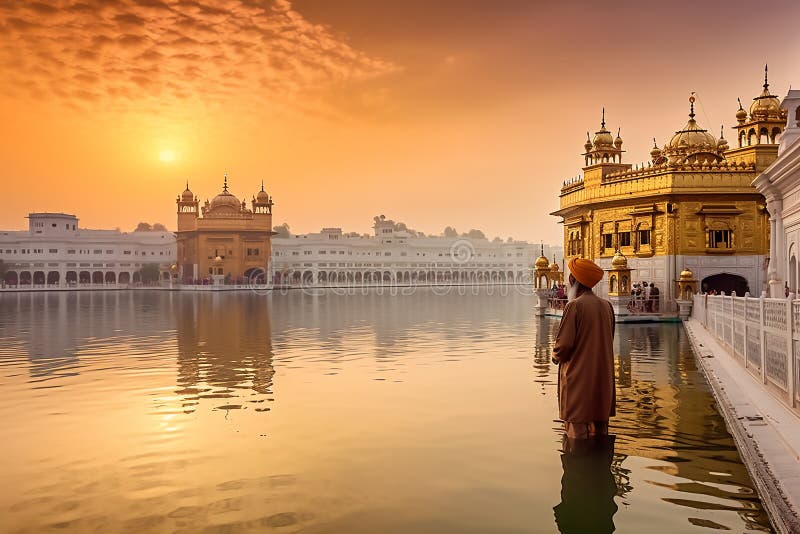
0,289,772,532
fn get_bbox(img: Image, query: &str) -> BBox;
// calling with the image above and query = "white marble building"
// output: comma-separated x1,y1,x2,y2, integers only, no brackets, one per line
0,213,176,288
271,216,558,286
754,89,800,296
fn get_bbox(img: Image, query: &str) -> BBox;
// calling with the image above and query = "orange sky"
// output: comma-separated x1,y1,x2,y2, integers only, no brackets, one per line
2,0,800,243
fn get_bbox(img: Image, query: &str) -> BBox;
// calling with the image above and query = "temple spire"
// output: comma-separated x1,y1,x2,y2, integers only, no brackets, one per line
261,179,265,192
689,92,696,120
185,179,189,191
223,172,229,193
601,107,605,128
764,63,769,91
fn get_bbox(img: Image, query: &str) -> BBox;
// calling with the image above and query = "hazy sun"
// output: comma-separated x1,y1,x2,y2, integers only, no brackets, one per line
159,149,176,163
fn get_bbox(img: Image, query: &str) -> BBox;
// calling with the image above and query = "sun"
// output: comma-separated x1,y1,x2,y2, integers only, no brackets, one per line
159,149,176,163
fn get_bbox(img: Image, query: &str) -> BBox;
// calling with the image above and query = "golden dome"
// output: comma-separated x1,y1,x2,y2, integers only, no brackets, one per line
209,191,241,211
257,181,269,202
181,181,194,201
592,126,613,148
650,138,662,159
535,255,549,269
208,174,242,212
679,267,694,280
748,66,784,120
667,118,718,150
614,128,623,148
591,108,614,148
549,260,560,272
735,99,748,123
583,132,592,153
611,250,628,269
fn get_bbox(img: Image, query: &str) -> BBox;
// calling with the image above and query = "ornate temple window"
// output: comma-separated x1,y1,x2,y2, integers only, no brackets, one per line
708,229,732,249
603,233,613,251
618,232,631,247
638,229,651,246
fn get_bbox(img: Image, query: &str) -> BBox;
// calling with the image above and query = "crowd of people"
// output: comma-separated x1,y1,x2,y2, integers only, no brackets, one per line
627,281,660,313
546,280,661,313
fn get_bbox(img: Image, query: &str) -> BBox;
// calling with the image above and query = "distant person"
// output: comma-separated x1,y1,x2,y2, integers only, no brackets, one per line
649,283,660,312
552,258,616,440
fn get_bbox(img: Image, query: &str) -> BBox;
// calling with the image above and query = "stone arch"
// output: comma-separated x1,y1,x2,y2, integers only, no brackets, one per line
701,272,748,296
609,274,617,293
4,271,18,285
19,271,32,285
105,272,116,284
132,271,141,283
739,130,746,148
92,271,104,284
33,271,45,285
302,270,313,284
47,271,60,285
748,128,757,146
771,127,782,144
118,272,130,284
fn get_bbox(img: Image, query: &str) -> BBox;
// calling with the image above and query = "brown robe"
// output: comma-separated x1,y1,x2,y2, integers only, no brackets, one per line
553,291,616,423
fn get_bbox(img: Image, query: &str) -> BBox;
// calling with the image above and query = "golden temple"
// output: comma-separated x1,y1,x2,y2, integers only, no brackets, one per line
552,67,788,307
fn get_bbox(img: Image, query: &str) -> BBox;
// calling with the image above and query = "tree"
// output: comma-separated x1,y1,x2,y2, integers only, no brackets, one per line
134,222,152,232
443,226,458,237
466,229,486,240
137,263,160,283
273,223,291,238
493,236,503,243
507,237,514,243
152,223,167,231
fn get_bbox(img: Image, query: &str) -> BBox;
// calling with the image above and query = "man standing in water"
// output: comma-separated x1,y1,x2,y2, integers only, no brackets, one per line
552,257,616,439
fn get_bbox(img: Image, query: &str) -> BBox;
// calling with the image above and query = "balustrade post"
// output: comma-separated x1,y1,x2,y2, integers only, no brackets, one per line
730,296,735,349
760,296,767,384
788,299,796,408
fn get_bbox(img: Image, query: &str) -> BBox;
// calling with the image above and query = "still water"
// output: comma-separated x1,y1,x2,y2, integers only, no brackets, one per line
0,288,772,533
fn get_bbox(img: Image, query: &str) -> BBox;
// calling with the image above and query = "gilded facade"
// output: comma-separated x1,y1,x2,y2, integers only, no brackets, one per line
552,68,788,307
176,175,274,283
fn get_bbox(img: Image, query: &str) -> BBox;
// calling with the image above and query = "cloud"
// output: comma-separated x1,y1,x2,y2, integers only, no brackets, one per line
0,0,398,118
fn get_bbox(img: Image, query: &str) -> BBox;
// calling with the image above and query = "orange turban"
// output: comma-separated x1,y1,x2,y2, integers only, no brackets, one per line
568,257,604,288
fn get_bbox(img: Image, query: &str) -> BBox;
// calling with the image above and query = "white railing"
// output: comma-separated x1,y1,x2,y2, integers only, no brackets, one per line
692,293,800,413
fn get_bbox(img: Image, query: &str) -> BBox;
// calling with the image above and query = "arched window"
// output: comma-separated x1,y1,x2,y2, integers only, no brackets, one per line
759,127,769,145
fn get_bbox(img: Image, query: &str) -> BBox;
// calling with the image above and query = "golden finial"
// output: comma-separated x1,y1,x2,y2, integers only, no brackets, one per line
601,107,605,128
764,63,769,91
689,92,696,119
260,179,265,192
737,97,743,110
223,172,229,193
653,137,658,147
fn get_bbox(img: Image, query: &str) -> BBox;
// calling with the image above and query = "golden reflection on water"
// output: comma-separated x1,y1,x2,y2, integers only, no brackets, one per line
0,289,772,533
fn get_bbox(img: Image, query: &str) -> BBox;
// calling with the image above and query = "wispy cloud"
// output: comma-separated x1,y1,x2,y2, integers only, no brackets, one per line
0,0,398,117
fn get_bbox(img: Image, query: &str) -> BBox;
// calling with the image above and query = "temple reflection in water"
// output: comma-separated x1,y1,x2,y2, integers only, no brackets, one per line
175,293,275,413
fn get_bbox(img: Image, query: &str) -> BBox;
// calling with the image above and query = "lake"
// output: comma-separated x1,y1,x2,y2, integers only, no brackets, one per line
0,288,772,532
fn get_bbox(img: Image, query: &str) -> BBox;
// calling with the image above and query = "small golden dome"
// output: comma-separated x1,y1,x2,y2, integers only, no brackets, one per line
748,65,784,120
583,132,592,153
614,128,623,148
735,99,747,123
591,108,614,148
549,260,560,272
650,138,662,159
256,180,269,202
611,250,628,269
181,181,194,201
535,255,549,269
679,267,694,280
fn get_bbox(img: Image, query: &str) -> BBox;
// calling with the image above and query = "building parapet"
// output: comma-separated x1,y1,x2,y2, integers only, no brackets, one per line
691,293,800,415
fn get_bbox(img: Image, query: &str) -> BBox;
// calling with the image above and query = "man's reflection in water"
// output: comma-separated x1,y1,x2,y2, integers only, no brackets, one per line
554,434,618,533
